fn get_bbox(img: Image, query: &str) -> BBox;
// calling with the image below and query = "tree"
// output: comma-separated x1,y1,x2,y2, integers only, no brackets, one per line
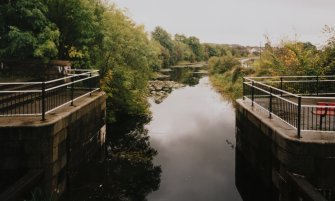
45,0,104,67
183,36,204,61
0,0,59,61
253,39,321,76
151,26,177,66
98,6,160,122
203,44,221,59
173,40,194,62
319,26,335,75
174,34,187,43
152,26,174,53
208,56,240,74
320,45,335,75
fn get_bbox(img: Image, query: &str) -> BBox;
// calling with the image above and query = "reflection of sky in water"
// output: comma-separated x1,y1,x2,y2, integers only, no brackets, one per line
146,77,242,201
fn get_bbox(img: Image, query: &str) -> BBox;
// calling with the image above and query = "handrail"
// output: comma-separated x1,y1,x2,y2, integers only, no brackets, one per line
244,79,299,98
45,70,96,84
243,76,335,136
0,82,42,85
301,96,335,99
45,74,99,92
246,75,335,79
302,104,335,108
0,90,42,93
0,69,100,119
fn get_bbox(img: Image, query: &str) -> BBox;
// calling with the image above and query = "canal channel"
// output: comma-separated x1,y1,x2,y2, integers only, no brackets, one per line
62,66,243,201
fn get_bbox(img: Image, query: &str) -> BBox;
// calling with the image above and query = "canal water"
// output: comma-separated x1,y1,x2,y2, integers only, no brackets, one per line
62,67,243,201
147,76,242,201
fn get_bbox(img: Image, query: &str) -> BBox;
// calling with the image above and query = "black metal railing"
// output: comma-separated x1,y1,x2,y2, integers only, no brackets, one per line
247,76,335,96
0,69,100,120
243,76,335,137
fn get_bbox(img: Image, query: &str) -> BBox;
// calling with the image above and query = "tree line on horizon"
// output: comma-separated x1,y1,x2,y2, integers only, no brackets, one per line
208,31,335,101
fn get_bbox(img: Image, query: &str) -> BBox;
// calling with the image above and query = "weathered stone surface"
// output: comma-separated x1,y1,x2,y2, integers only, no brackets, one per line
0,91,106,200
236,98,335,199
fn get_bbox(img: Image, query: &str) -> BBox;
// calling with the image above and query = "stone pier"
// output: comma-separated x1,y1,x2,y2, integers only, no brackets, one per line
236,99,335,201
0,91,106,200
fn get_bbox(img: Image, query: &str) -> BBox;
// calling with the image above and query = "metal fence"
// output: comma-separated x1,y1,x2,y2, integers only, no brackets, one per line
243,76,335,137
0,69,100,120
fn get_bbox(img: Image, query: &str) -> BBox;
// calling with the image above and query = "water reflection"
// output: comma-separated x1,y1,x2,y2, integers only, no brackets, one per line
170,67,202,86
61,115,161,201
235,149,275,201
147,77,242,201
150,66,207,104
62,67,240,201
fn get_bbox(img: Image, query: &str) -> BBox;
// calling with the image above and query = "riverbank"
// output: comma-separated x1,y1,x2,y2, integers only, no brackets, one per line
207,56,255,103
209,73,241,103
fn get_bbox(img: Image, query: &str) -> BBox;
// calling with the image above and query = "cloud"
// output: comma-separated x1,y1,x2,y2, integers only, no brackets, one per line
111,0,335,45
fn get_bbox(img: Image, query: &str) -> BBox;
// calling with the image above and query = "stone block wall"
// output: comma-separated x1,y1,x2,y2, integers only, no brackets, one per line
236,99,335,201
0,92,106,199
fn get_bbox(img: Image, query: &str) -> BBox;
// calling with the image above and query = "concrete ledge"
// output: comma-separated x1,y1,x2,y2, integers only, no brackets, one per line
0,91,106,199
237,99,335,152
236,98,335,191
0,91,106,128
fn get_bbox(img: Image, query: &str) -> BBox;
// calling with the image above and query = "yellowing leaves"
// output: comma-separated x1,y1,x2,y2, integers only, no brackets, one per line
68,46,85,59
254,40,321,76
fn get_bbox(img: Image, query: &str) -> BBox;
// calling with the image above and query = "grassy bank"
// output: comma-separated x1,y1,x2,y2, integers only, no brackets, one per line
208,55,254,103
210,72,242,103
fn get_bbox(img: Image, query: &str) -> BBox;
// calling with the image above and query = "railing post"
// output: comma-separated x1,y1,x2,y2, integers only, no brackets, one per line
269,87,273,118
316,76,319,96
71,76,74,106
297,96,301,138
89,72,92,96
242,77,245,100
98,70,101,91
41,82,46,121
251,81,254,107
280,77,283,96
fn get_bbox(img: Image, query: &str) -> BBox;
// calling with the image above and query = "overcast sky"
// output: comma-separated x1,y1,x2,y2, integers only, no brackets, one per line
111,0,335,46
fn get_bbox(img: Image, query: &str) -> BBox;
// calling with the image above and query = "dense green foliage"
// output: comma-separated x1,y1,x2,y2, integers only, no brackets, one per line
209,56,253,102
0,0,59,61
203,43,251,59
253,41,321,76
45,0,105,67
208,56,240,74
97,7,161,122
0,0,161,122
151,27,205,67
209,33,335,102
320,26,335,75
151,26,176,66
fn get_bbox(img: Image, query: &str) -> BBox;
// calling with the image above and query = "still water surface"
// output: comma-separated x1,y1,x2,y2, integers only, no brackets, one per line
62,70,243,200
147,77,242,201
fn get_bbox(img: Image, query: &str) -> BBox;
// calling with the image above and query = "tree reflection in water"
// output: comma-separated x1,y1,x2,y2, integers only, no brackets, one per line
170,67,202,86
62,115,161,201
